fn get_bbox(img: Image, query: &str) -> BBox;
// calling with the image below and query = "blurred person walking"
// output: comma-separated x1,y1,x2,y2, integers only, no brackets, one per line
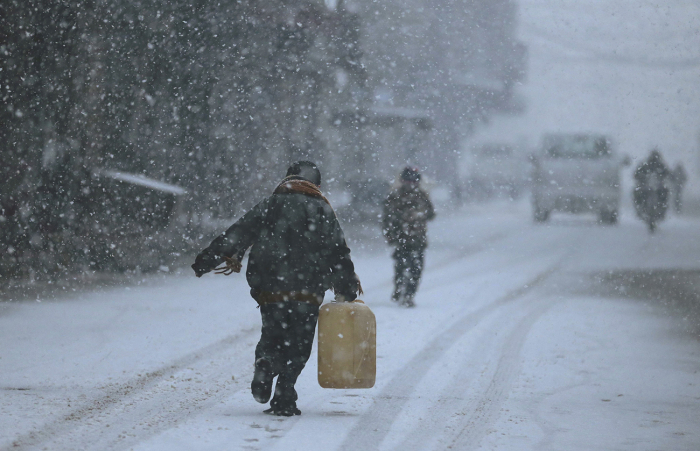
670,162,687,214
192,161,361,416
382,166,435,307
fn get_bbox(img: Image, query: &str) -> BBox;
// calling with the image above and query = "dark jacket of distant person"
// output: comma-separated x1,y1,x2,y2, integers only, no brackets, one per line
382,167,436,249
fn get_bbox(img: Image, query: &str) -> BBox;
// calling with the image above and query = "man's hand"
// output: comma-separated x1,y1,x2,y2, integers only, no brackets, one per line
213,256,242,275
334,292,357,303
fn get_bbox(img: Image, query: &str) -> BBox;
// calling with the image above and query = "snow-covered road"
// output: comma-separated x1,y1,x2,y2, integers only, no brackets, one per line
2,201,700,450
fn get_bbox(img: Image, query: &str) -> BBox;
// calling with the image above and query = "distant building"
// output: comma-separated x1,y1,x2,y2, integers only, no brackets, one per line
322,0,527,192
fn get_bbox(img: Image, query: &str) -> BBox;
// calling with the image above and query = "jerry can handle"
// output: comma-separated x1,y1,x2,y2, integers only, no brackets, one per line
333,293,365,303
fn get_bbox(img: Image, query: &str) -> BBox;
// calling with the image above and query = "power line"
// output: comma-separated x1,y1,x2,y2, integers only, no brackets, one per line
521,24,700,69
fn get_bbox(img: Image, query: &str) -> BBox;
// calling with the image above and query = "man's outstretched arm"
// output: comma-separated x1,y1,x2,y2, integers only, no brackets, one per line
192,198,270,277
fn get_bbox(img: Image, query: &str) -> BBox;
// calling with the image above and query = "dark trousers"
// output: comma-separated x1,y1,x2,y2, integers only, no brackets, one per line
392,246,425,301
255,300,320,407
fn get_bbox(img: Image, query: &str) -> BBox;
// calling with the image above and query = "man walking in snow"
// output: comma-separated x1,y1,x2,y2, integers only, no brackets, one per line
382,166,435,307
192,161,361,416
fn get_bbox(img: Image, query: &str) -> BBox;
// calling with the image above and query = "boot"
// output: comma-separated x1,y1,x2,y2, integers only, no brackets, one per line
263,404,302,416
251,358,274,404
400,296,416,308
391,287,402,303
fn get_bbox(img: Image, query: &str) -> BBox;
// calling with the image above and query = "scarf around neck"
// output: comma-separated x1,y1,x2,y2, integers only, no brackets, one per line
273,176,331,206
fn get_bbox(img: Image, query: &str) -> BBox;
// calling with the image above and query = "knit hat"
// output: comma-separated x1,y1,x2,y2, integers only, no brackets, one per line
400,166,421,183
286,161,322,186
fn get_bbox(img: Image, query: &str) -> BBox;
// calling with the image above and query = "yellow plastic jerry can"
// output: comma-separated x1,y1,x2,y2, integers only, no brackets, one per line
318,300,376,389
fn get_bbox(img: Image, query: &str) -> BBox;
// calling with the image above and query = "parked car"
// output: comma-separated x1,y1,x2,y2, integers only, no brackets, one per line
531,134,627,224
85,169,189,271
460,143,529,200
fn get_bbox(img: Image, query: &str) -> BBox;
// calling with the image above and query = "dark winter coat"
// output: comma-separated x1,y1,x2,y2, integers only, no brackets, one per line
192,177,359,301
382,183,435,249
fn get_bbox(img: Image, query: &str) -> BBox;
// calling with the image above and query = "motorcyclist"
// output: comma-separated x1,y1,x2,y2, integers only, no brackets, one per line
633,149,670,232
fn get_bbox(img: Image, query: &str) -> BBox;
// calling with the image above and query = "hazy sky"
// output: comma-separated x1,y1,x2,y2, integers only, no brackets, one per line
471,0,700,172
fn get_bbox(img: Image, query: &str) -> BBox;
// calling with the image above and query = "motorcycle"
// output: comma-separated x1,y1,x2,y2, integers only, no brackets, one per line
633,171,669,233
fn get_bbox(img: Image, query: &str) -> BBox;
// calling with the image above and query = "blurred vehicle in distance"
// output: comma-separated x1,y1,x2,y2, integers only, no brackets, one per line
459,143,529,201
531,134,628,224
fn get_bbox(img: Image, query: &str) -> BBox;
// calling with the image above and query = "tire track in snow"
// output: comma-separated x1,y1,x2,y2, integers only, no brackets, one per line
446,295,556,450
338,267,556,451
4,327,259,451
385,291,554,451
371,226,595,450
361,230,509,294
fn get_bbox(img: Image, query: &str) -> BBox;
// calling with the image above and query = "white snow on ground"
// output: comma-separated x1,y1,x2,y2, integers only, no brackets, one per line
1,201,699,450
